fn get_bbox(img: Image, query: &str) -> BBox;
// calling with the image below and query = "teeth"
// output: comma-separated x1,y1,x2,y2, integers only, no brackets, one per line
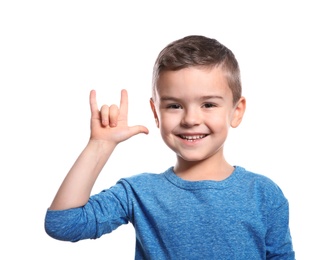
180,135,206,140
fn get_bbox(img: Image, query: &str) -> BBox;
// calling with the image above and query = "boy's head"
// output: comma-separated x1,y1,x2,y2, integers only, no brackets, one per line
152,35,241,105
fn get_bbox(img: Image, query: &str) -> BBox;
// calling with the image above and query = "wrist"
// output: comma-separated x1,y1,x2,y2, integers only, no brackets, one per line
87,139,117,155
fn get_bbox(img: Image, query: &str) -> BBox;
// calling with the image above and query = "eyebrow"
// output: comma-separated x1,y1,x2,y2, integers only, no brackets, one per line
160,95,223,102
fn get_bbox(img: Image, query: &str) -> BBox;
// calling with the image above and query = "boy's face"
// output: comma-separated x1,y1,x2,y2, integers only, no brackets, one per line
150,66,245,163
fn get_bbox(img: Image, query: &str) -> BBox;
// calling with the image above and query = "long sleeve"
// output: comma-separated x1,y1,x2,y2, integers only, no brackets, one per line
45,182,130,242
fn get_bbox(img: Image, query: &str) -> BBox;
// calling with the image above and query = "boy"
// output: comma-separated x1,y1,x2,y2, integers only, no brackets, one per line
45,35,295,259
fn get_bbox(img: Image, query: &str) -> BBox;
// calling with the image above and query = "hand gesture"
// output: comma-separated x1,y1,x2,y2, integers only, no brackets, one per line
89,89,149,144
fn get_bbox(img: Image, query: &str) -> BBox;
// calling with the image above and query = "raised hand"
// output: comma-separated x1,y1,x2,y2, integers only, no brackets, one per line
89,89,149,144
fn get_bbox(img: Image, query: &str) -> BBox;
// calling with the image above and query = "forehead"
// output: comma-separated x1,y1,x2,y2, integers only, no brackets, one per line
156,66,232,99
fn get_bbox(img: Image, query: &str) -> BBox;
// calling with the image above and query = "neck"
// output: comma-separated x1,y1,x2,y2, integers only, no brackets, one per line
173,155,234,181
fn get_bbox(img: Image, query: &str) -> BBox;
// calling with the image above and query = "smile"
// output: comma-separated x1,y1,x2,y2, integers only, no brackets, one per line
178,134,207,141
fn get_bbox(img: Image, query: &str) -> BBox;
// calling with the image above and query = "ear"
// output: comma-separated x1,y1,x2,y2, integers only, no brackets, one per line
230,97,246,128
150,98,160,128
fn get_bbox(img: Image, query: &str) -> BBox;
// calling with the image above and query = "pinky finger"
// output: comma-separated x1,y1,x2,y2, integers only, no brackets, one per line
89,90,99,117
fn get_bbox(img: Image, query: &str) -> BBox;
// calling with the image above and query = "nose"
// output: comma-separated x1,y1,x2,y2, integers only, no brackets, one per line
181,108,202,127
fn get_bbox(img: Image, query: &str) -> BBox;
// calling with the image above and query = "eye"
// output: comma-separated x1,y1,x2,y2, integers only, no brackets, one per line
203,103,217,108
166,104,182,109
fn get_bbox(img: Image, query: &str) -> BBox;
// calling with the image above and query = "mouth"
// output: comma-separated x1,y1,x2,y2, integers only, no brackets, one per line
178,134,208,141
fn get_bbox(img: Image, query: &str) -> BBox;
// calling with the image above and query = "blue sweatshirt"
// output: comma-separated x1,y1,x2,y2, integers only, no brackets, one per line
45,166,295,259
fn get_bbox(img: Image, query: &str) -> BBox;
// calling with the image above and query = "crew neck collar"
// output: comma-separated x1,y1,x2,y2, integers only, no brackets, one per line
163,166,244,190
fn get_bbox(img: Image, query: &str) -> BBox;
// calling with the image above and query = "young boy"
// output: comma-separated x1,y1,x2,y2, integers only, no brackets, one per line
45,35,295,259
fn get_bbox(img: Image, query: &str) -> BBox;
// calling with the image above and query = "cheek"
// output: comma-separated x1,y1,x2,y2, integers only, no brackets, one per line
207,113,231,130
159,114,174,129
159,117,174,145
159,113,182,135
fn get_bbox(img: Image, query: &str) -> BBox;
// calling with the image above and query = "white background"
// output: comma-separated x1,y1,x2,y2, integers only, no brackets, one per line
1,1,321,259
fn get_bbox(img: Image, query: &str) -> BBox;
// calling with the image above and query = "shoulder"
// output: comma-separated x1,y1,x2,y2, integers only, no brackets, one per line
235,166,288,209
111,168,171,193
121,170,166,185
236,166,282,189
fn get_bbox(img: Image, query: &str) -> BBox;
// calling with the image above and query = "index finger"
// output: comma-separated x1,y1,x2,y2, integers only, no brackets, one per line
119,89,128,120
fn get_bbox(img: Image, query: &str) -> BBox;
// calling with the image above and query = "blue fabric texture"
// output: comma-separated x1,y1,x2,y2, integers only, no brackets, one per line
45,166,295,259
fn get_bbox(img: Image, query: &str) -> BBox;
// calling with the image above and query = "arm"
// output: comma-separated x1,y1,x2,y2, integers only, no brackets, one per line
49,89,148,210
266,200,295,259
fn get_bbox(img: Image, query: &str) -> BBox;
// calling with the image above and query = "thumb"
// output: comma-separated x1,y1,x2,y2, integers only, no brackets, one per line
128,125,149,137
118,125,149,142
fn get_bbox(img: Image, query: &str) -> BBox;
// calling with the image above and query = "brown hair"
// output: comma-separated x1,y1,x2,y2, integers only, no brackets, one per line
152,35,242,105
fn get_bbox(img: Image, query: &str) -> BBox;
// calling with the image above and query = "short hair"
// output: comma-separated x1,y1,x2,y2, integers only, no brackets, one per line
152,35,242,105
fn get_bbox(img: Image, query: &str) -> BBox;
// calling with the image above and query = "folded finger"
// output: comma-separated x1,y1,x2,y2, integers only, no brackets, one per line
100,104,110,126
109,104,119,127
